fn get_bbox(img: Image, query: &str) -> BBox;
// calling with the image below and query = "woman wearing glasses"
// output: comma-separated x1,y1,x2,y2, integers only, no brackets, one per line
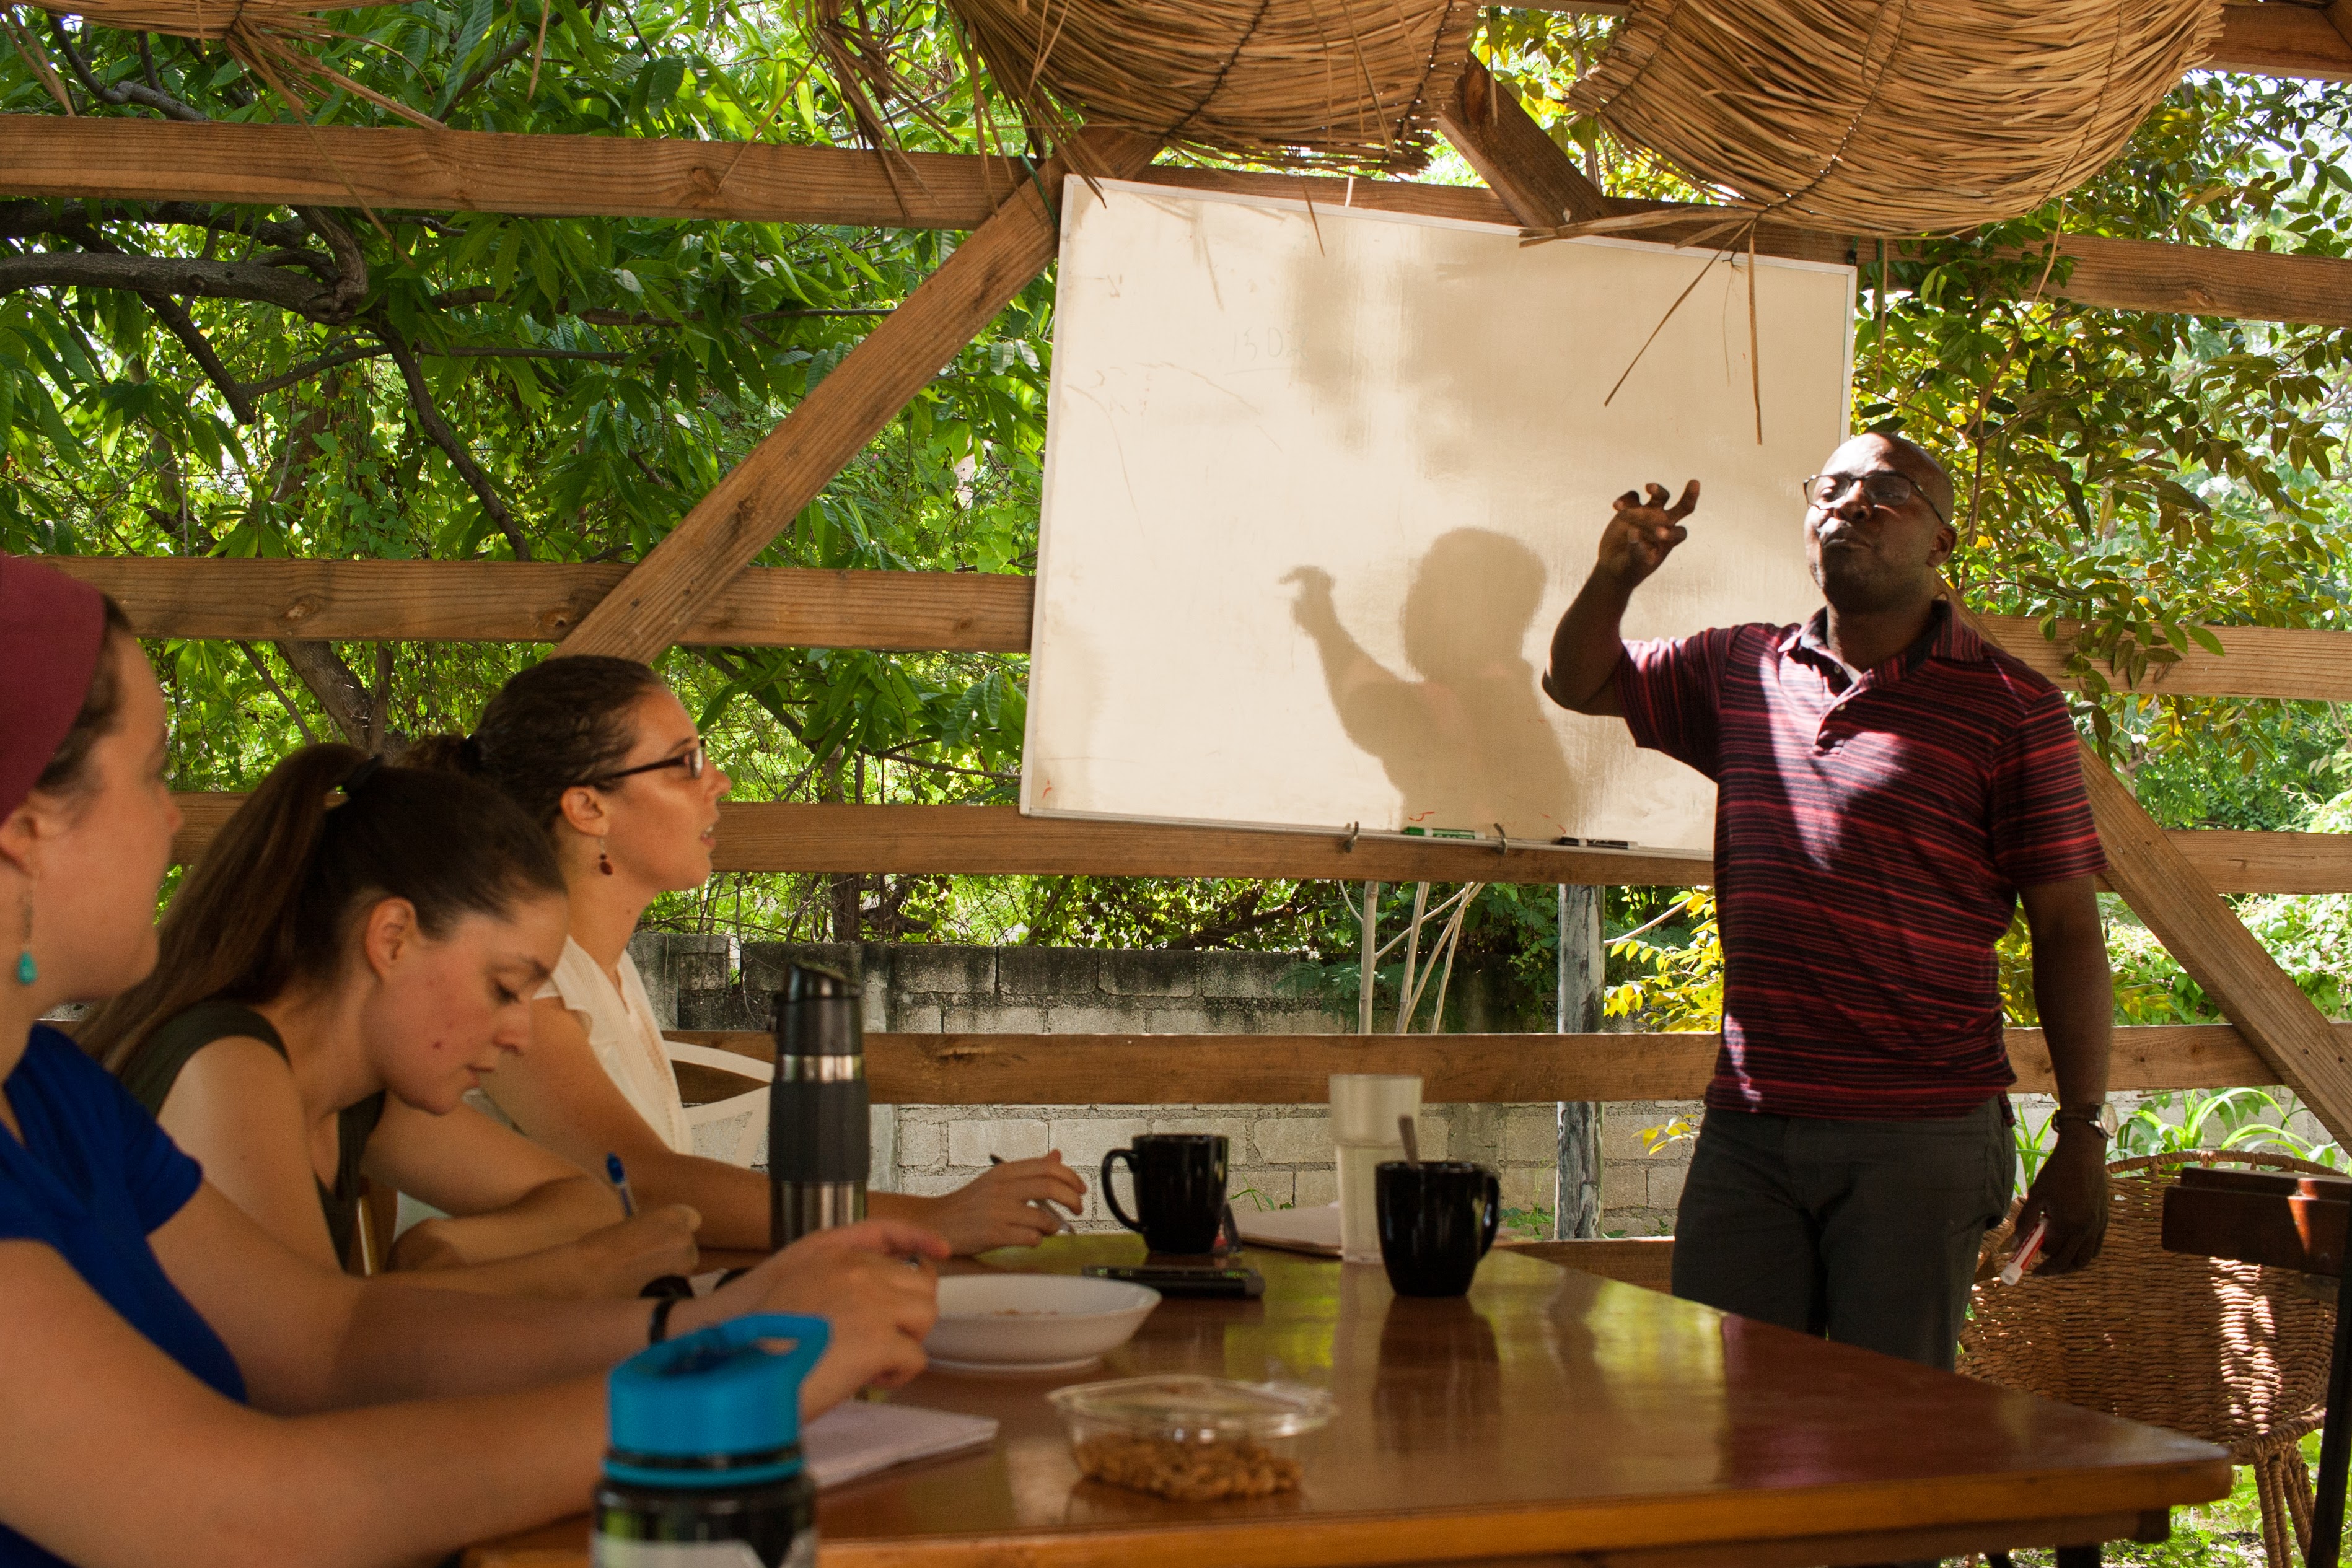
415,657,1087,1255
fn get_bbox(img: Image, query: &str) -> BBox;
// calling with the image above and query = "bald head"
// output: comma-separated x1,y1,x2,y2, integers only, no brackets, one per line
1822,432,1955,525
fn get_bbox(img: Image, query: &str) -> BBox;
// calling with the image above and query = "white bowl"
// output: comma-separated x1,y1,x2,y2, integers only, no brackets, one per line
924,1274,1162,1372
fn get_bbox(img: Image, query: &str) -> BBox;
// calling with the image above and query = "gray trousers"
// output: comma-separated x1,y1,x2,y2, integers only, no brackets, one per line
1669,1100,2016,1373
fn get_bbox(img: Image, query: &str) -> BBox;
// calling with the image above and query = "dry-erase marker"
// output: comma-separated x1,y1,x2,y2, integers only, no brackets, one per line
605,1152,638,1218
1999,1217,2049,1285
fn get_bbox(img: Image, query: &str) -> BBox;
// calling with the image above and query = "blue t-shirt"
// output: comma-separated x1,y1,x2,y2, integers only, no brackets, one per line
1,1027,244,1568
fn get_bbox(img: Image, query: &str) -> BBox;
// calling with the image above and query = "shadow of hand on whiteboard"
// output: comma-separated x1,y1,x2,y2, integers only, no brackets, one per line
1281,530,1578,838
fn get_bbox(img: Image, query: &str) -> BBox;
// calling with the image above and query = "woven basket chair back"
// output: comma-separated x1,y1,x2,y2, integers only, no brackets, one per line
1566,0,2224,234
1963,1149,2335,1568
942,0,1479,175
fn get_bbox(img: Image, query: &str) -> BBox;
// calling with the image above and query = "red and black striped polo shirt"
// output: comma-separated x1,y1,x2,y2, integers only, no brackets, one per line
1618,600,2107,1119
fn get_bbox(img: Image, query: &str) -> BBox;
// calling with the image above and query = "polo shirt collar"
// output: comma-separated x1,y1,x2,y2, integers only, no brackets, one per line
1781,599,1987,691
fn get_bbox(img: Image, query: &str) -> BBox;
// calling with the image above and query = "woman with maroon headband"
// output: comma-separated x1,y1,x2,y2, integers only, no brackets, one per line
0,556,942,1568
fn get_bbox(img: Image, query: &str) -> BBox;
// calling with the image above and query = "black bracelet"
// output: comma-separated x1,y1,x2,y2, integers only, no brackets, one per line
647,1295,679,1346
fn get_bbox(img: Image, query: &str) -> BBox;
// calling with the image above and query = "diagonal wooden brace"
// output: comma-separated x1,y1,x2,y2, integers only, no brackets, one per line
1434,56,1610,229
2082,757,2352,1145
558,126,1163,662
1944,590,2352,1145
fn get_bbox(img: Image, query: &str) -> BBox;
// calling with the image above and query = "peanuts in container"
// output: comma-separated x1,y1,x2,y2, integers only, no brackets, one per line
1047,1375,1335,1500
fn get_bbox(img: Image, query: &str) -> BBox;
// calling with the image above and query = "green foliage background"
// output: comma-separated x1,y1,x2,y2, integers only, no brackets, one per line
1,6,2346,1036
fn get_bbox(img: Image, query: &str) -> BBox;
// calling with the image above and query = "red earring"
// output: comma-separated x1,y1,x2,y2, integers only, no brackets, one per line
598,836,613,876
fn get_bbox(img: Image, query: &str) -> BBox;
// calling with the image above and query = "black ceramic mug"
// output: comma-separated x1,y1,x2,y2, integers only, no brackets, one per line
1376,1161,1501,1297
1101,1133,1229,1254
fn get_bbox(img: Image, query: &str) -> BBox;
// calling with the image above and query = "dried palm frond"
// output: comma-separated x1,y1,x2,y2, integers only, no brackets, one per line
37,0,445,130
1562,0,2223,235
813,0,1478,178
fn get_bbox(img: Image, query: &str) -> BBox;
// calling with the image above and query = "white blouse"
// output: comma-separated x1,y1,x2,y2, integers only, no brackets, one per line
533,937,697,1155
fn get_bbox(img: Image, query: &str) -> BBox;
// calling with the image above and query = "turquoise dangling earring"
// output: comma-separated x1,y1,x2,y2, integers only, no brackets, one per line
14,891,32,986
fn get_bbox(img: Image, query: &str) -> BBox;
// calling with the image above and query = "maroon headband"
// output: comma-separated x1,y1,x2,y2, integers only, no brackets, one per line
0,555,108,823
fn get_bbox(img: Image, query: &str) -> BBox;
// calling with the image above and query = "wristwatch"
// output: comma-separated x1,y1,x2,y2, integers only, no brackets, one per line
2051,1102,2119,1141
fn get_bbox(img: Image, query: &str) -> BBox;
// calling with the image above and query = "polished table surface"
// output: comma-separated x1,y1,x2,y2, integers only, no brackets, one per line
471,1235,2231,1568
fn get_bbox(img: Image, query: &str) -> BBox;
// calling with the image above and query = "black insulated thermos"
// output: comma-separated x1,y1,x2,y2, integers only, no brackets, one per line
768,963,869,1249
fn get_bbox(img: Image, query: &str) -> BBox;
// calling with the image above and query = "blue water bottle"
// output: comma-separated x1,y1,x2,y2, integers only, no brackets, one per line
592,1313,830,1567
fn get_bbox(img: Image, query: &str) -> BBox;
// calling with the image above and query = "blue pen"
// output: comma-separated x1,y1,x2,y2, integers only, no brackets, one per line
605,1152,638,1218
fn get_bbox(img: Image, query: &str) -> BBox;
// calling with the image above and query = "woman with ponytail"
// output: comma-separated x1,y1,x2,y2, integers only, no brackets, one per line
81,745,700,1295
0,556,943,1568
424,657,1086,1254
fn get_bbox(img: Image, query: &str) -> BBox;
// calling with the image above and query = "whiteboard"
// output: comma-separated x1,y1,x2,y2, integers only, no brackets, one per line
1021,180,1854,854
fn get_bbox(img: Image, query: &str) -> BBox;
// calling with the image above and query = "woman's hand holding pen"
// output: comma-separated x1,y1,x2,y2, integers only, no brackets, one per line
924,1151,1087,1252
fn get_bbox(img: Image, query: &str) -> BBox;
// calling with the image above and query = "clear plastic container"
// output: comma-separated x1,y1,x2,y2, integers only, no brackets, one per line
1047,1375,1336,1500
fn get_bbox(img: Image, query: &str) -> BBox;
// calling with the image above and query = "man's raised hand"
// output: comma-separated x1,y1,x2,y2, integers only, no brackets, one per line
1597,481,1701,589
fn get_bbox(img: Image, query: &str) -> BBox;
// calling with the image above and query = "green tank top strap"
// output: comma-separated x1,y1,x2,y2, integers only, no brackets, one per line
119,1001,385,1274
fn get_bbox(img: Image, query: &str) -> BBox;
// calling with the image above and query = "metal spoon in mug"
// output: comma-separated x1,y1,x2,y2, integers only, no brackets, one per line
1398,1113,1421,1167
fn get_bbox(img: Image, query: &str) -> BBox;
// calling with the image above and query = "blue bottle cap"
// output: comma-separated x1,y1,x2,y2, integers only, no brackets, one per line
604,1313,830,1490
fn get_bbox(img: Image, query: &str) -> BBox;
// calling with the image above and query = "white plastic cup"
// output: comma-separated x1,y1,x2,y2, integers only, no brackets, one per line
1330,1074,1422,1264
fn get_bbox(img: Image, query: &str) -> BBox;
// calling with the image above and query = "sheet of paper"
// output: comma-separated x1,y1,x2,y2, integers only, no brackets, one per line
803,1401,999,1490
1237,1202,1343,1256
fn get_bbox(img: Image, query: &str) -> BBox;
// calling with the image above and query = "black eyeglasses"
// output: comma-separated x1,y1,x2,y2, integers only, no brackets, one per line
1803,471,1950,527
590,740,707,789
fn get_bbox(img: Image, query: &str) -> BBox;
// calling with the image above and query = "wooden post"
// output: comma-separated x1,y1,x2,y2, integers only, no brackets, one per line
556,126,1162,661
1557,883,1604,1240
1434,56,1610,228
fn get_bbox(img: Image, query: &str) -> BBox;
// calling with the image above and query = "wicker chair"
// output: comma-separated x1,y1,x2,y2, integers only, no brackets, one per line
1962,1150,2337,1568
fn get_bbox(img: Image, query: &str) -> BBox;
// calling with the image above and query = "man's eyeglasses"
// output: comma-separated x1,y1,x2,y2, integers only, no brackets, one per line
590,740,707,789
1802,471,1949,527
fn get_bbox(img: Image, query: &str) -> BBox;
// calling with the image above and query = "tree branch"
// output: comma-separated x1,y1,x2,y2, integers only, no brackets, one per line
0,201,315,252
45,16,209,121
443,36,533,115
0,248,354,321
292,206,369,320
242,342,384,398
236,641,318,744
377,326,532,559
138,286,259,424
35,216,260,422
275,639,373,748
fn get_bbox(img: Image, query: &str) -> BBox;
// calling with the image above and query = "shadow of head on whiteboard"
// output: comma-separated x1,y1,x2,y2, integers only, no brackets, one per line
1283,528,1579,840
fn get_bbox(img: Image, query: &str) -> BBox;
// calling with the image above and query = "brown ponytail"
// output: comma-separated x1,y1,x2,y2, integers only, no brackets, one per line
82,743,565,1073
415,655,666,831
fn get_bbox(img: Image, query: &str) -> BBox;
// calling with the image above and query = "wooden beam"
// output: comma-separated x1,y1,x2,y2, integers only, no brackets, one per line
0,114,1034,227
42,556,1034,651
554,127,1162,661
13,116,2352,327
2049,233,2352,330
2205,1,2352,81
40,559,2351,703
1436,56,1610,227
2157,831,2352,896
664,1021,2332,1103
1980,614,2352,702
2082,748,2352,1144
165,794,2351,890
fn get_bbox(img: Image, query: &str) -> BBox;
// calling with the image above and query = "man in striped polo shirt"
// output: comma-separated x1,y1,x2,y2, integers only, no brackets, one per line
1545,431,2116,1373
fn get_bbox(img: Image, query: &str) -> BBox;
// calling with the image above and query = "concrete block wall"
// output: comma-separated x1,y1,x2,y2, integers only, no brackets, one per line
628,934,1586,1233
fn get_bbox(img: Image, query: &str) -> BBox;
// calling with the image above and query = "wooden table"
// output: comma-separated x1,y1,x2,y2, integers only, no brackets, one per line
2164,1166,2352,1568
472,1235,2229,1568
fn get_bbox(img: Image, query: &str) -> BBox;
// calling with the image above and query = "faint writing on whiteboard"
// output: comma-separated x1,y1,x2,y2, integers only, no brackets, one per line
1232,327,1304,369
